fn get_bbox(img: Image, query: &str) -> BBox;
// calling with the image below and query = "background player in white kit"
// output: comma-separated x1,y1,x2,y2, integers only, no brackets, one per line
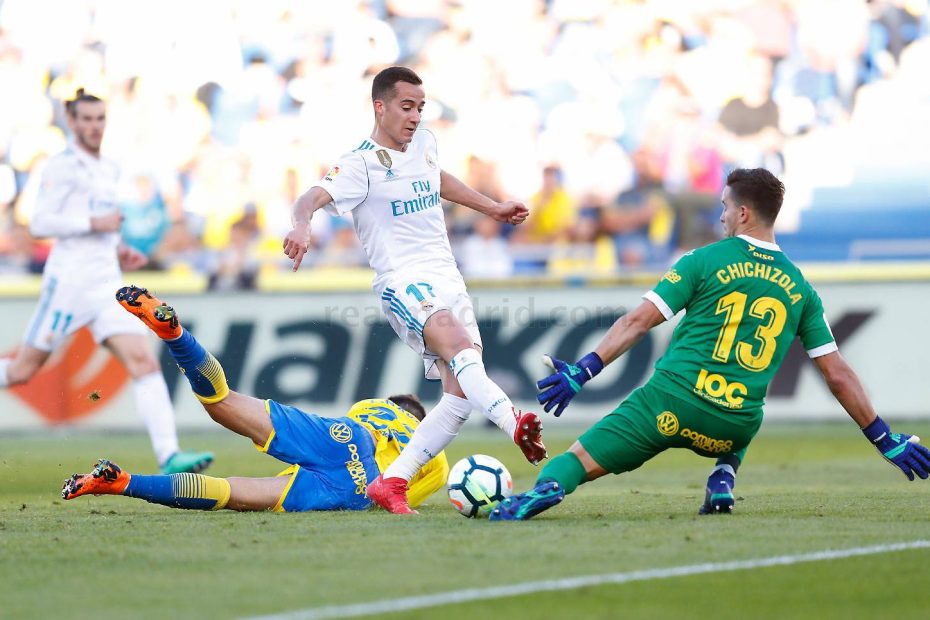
0,90,213,475
283,67,546,514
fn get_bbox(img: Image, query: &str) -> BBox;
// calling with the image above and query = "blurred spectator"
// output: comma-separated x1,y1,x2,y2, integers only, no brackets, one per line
547,208,617,277
152,217,212,274
0,161,15,207
0,223,43,274
518,165,576,244
312,215,366,268
448,155,504,237
208,215,259,291
602,148,671,268
458,217,513,280
120,173,170,257
0,0,926,281
717,54,783,174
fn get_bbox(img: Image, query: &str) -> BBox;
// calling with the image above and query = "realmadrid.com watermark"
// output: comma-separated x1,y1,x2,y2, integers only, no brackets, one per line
323,297,623,329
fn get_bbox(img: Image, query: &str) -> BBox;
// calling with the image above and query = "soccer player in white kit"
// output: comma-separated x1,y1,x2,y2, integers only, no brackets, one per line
283,67,546,514
0,90,213,475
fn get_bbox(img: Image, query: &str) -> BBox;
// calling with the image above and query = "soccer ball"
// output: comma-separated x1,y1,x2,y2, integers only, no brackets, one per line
447,454,513,518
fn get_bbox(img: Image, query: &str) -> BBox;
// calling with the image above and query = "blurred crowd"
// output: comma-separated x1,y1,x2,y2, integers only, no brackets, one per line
0,0,928,285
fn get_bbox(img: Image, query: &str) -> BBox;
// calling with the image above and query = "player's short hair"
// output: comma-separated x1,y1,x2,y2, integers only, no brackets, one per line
388,393,426,421
726,168,785,225
371,67,422,102
65,88,104,117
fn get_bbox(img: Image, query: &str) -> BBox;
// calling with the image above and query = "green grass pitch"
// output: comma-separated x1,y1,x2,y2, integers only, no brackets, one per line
2,421,929,619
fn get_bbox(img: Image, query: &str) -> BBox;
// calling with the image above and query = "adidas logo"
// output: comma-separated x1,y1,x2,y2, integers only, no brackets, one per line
386,169,396,179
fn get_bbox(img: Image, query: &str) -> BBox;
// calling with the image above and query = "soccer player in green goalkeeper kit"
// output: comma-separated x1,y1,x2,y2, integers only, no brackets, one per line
492,167,930,521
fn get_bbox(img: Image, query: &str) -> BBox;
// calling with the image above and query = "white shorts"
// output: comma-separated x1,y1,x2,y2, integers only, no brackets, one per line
377,273,482,380
23,276,146,352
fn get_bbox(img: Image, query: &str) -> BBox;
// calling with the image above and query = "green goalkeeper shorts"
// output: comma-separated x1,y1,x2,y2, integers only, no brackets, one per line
578,380,763,475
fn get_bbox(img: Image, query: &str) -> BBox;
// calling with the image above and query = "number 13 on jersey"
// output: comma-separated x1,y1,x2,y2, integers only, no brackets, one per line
713,291,787,372
695,291,789,409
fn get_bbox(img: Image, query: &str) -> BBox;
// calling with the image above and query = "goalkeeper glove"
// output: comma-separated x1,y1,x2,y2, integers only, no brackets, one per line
862,416,930,481
536,352,604,417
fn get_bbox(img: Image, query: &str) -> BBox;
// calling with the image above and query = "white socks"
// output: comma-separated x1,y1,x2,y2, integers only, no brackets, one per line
450,348,517,437
0,359,9,388
133,371,181,465
383,393,472,481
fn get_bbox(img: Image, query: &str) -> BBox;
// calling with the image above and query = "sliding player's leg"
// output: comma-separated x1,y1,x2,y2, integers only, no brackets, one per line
61,458,288,511
104,333,213,474
115,285,274,448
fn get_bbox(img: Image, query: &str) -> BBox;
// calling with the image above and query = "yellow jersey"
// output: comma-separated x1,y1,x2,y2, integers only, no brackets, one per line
345,399,449,508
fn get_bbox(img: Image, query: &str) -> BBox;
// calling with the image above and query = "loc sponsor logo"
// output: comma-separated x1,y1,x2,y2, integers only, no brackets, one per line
695,369,747,408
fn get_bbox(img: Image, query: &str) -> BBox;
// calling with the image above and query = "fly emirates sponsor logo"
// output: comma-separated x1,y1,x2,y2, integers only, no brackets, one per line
391,180,440,217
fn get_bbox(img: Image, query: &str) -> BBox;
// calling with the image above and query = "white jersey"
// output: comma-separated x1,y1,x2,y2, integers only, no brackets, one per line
30,144,121,283
313,129,460,290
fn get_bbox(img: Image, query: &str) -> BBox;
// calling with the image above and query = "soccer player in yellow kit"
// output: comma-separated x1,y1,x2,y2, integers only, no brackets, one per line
62,286,448,512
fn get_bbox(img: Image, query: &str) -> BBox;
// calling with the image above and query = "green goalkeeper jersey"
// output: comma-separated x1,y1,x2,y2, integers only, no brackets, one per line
645,235,836,417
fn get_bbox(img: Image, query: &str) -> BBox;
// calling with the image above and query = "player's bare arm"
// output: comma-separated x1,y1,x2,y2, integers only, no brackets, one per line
814,350,930,480
283,186,334,271
812,351,877,428
439,169,528,225
593,300,667,365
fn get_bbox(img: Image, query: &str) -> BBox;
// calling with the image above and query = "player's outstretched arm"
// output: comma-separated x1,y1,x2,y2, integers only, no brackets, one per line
813,351,930,480
537,300,666,416
439,169,528,225
283,186,334,271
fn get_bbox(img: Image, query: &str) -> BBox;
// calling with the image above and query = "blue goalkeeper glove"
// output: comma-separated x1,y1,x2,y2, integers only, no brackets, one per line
536,352,604,417
862,417,930,481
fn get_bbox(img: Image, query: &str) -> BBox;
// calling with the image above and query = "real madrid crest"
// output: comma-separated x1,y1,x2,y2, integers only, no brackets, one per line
376,149,393,169
425,150,437,168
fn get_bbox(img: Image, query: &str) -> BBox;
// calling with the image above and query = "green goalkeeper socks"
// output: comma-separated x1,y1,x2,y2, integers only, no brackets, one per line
536,451,587,495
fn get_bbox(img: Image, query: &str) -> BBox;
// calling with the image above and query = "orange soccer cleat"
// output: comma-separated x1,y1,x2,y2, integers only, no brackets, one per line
115,285,182,340
513,410,548,465
61,459,130,500
366,475,418,515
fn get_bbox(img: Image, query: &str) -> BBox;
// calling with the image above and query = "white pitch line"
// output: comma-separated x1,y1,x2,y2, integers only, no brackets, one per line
245,540,930,620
